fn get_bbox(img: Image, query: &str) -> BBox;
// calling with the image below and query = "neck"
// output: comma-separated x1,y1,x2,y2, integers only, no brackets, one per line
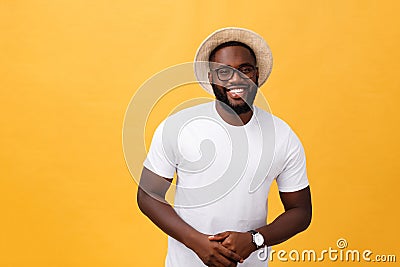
215,101,253,126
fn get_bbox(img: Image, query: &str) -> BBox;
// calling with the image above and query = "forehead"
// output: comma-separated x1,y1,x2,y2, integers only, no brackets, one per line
211,46,256,67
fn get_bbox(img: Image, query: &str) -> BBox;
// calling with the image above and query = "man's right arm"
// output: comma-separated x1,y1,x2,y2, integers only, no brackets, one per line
137,167,243,267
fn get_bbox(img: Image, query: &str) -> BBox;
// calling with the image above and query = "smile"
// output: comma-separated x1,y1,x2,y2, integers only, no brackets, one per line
228,88,244,94
226,87,247,99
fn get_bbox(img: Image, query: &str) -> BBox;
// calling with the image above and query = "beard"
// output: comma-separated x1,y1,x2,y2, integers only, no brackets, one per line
211,80,258,115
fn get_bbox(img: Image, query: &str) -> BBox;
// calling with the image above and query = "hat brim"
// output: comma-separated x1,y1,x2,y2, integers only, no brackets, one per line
194,27,273,94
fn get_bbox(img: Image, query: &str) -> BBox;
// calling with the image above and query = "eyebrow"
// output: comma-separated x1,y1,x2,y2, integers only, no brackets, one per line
210,62,255,69
237,63,255,68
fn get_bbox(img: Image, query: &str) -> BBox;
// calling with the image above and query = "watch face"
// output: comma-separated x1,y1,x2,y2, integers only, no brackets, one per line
254,233,264,246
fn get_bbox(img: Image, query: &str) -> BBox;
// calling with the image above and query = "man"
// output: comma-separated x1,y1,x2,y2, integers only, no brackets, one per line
137,27,312,267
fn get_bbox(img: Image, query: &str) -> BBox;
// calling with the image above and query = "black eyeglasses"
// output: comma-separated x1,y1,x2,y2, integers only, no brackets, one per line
212,65,257,81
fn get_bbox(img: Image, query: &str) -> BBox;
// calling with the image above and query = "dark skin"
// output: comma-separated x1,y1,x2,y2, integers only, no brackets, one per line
137,45,312,266
208,46,259,126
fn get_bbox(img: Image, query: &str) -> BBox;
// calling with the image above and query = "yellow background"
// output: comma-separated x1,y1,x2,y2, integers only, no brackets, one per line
1,0,399,266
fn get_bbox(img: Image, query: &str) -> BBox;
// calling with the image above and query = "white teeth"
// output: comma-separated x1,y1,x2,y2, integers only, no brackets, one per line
229,88,244,93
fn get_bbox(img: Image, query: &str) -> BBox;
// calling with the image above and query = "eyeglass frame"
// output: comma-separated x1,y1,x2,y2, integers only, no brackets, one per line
210,64,258,81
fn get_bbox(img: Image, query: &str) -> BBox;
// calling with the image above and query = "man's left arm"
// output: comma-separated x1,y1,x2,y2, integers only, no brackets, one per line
209,186,311,260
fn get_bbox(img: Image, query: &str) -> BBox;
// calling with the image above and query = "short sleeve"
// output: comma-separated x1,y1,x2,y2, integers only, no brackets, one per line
143,121,177,178
276,129,309,192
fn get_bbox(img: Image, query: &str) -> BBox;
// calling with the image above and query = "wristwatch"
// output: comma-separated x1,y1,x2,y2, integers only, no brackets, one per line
248,230,265,249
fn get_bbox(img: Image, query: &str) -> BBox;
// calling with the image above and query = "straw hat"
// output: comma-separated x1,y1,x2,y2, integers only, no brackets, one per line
194,27,273,94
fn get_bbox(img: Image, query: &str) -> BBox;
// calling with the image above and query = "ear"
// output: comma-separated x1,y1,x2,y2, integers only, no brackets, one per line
208,71,212,84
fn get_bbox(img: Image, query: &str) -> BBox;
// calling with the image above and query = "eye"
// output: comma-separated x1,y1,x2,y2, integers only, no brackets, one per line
239,67,253,74
218,68,231,75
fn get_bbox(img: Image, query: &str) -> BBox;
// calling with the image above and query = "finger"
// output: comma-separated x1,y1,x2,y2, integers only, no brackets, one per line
216,243,243,263
208,231,230,241
215,254,238,267
208,256,230,267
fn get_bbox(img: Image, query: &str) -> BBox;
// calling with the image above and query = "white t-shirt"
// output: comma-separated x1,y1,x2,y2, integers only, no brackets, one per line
143,102,309,267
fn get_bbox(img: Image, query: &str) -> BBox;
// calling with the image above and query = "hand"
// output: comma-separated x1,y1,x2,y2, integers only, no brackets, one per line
208,231,256,261
189,233,244,267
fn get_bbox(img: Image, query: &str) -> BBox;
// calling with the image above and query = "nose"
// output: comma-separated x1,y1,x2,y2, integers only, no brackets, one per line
229,69,244,82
